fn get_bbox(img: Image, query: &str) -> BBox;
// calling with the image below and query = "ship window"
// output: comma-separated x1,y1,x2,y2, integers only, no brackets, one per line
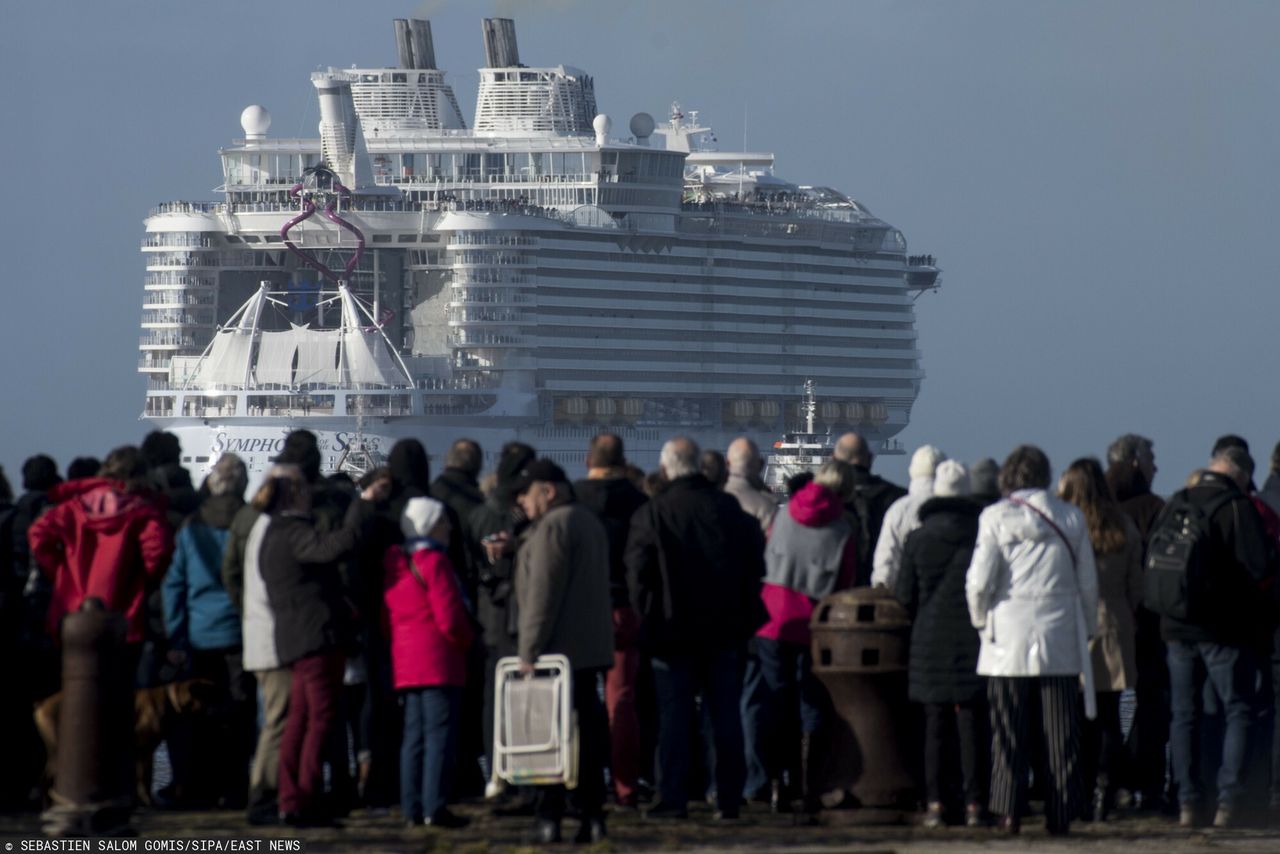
392,73,407,83
225,235,242,243
397,234,416,244
372,234,392,244
195,456,209,464
242,235,260,243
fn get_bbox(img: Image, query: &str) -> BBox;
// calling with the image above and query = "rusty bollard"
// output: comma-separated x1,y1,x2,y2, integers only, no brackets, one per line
43,598,134,837
810,587,917,817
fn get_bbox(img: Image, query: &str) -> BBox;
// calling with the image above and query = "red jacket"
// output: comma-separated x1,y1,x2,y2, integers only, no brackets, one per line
383,543,474,689
757,482,858,646
28,478,174,643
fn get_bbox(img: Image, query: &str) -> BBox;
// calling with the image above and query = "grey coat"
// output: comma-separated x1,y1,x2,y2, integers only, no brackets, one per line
515,501,615,671
724,474,779,533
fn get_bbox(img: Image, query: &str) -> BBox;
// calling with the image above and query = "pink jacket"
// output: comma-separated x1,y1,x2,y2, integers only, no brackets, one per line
383,544,474,689
757,482,858,646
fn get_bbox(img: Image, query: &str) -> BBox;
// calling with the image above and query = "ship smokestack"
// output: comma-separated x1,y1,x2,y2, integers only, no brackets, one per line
312,72,376,190
408,19,436,70
393,19,414,69
482,18,520,67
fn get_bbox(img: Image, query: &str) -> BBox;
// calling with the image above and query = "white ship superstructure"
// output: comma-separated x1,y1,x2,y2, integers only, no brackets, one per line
139,18,940,479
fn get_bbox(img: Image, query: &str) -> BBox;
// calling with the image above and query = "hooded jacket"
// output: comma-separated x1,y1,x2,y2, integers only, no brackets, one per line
758,481,857,646
626,474,768,657
28,478,173,643
162,494,243,651
383,541,474,688
896,496,984,703
966,489,1099,677
870,475,934,591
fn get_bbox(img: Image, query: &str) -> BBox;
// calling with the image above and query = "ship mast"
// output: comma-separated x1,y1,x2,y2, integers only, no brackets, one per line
803,379,816,434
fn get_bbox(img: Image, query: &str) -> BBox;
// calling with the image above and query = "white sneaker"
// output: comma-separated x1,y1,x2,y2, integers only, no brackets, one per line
485,778,507,800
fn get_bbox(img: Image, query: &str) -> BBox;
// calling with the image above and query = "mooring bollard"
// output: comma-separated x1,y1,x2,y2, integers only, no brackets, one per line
810,586,917,815
43,597,134,837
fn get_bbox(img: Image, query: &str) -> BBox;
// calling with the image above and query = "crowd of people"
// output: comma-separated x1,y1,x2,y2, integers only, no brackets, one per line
2,426,1280,842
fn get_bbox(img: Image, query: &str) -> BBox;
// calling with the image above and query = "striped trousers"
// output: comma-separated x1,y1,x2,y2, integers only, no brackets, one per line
988,676,1082,830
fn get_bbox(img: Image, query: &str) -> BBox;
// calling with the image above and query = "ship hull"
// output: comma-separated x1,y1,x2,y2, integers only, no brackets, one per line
152,415,904,487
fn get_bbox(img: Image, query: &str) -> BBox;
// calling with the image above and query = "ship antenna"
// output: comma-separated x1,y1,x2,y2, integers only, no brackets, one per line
804,379,816,434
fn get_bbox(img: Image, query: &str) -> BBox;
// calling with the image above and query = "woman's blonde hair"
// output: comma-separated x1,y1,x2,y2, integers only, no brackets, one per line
813,460,857,503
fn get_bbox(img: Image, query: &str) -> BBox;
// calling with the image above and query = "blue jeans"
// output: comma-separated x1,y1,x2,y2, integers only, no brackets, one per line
755,638,825,792
652,648,745,812
740,647,770,798
400,686,461,821
1167,640,1257,809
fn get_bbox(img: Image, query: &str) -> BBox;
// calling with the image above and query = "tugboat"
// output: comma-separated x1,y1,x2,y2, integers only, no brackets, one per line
762,380,834,496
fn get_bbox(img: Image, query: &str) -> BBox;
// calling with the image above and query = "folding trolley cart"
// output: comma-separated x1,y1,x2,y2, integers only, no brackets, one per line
492,654,578,788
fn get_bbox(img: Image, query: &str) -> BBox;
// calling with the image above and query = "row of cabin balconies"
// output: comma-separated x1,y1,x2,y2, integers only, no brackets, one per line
140,310,215,328
139,332,207,350
143,292,216,308
142,235,215,249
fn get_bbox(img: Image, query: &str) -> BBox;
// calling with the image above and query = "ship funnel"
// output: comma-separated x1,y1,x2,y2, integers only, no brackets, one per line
394,18,437,69
482,18,520,67
394,19,414,68
312,71,376,190
408,19,436,70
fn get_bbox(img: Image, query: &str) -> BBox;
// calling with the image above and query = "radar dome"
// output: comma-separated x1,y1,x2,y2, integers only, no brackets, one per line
592,113,612,145
629,112,656,140
240,105,271,139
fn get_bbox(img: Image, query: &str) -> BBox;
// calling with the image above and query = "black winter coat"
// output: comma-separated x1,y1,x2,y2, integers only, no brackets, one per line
847,467,907,580
261,499,373,666
468,497,528,648
574,476,648,609
896,496,984,704
625,474,767,658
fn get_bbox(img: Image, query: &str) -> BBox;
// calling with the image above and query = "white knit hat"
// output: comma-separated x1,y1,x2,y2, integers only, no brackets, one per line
933,460,970,497
908,444,947,481
400,496,446,539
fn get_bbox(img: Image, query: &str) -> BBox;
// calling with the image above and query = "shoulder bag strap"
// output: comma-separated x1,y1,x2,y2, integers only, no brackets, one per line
1008,495,1077,568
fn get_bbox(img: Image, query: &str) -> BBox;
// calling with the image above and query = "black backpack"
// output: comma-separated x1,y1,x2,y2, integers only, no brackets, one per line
1143,488,1235,622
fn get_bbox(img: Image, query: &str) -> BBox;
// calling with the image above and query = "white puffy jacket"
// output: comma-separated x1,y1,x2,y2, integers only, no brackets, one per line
870,476,934,590
965,489,1098,678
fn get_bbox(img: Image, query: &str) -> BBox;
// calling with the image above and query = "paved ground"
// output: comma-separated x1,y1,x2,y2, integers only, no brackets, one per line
5,803,1280,853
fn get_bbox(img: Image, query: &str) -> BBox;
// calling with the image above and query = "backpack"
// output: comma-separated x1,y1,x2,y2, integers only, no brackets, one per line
1143,488,1236,622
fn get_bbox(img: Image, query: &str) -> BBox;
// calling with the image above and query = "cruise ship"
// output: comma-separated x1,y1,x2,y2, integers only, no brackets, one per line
139,17,940,480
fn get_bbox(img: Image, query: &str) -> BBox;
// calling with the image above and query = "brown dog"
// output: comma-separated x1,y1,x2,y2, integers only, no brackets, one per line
34,679,218,806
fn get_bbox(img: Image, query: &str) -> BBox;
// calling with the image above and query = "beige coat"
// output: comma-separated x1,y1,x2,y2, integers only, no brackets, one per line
515,501,615,671
1088,516,1142,692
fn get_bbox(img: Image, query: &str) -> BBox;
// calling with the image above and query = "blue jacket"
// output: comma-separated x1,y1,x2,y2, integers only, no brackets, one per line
163,495,243,650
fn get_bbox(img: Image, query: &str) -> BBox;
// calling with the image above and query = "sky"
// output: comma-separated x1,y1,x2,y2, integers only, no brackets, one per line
1,0,1277,494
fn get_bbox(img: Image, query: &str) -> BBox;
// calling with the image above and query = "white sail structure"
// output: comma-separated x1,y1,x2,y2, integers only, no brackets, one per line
180,285,411,392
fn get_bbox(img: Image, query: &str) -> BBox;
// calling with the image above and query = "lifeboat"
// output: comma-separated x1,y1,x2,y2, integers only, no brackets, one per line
593,397,618,422
557,396,589,423
845,401,867,423
723,399,755,423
